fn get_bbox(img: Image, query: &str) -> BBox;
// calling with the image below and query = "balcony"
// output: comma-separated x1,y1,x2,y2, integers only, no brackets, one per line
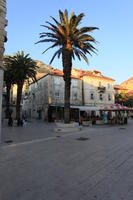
98,86,106,93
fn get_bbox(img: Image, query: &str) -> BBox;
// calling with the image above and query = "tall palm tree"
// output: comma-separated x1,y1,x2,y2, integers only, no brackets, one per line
36,9,98,123
3,56,15,118
8,51,37,120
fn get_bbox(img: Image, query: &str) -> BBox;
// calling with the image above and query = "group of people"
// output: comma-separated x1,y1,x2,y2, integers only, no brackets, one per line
79,110,128,125
8,116,25,127
103,111,128,125
7,109,27,127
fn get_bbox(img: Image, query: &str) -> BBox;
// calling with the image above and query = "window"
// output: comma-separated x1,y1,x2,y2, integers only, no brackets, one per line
90,93,94,100
54,77,60,85
99,93,103,101
108,94,111,101
35,82,38,89
107,83,110,89
99,81,101,87
29,86,31,91
55,91,60,99
73,92,78,100
72,79,78,87
39,82,42,89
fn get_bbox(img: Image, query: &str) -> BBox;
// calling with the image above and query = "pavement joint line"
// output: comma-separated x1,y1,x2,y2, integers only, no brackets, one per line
0,124,130,149
0,130,85,148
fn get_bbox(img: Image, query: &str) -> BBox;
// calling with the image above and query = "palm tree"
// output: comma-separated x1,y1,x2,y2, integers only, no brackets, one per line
36,9,98,123
3,56,15,118
8,51,37,120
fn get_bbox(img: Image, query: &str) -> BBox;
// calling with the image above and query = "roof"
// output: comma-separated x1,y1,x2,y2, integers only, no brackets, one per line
30,67,115,84
71,105,100,111
121,77,133,85
114,85,127,90
51,69,81,79
72,69,115,81
128,90,133,95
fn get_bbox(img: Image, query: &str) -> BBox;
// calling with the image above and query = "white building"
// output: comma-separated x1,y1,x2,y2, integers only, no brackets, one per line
23,68,115,122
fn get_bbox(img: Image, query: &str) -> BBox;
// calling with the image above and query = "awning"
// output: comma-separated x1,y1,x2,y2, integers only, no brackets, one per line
101,103,133,111
71,105,100,111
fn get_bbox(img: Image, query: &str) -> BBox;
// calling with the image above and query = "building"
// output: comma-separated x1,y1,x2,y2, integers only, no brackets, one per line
23,68,115,121
120,77,133,95
114,85,127,95
2,60,53,119
23,69,82,121
72,69,115,108
0,0,7,141
7,60,53,105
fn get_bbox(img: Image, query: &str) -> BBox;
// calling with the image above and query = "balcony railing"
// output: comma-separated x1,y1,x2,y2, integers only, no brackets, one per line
98,86,106,93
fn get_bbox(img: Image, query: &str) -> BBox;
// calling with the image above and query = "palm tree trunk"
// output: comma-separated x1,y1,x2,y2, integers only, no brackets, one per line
16,82,23,120
5,83,11,118
62,49,72,123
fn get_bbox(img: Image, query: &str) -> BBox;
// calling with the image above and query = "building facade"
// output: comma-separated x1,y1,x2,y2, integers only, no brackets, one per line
72,69,115,108
23,68,115,121
0,0,7,141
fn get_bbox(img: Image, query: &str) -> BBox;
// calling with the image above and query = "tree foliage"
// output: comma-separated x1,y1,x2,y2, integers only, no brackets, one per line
115,92,133,107
3,51,37,120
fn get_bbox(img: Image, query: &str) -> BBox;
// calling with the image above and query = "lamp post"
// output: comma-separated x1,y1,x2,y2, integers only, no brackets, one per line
0,0,7,142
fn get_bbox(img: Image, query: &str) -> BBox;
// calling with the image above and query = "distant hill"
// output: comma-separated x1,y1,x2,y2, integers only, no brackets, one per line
35,60,53,80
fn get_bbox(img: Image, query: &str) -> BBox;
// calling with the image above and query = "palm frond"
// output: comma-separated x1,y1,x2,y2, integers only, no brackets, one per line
50,16,60,27
74,13,84,27
42,42,60,54
59,10,65,25
73,48,81,61
73,48,88,64
49,48,63,64
36,9,98,65
35,39,57,44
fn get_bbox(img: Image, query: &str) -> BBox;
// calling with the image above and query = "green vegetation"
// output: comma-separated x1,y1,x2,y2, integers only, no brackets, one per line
115,92,133,107
4,51,37,120
3,56,15,117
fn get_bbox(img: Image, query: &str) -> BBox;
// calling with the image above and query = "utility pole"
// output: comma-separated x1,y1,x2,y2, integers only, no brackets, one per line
0,0,7,142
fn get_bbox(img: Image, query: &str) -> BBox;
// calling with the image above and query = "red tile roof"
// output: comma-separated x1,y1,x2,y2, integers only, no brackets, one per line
128,90,133,95
51,69,80,79
72,68,114,81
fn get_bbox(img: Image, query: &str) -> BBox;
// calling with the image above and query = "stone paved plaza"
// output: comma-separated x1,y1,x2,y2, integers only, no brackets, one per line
1,120,133,200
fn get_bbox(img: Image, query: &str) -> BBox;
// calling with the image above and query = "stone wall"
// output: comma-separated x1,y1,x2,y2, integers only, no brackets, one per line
0,0,7,142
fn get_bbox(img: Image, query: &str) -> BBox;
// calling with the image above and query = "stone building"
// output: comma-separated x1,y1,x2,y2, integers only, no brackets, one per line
5,60,53,105
0,0,7,141
22,68,115,121
2,60,53,119
23,69,82,121
72,69,115,108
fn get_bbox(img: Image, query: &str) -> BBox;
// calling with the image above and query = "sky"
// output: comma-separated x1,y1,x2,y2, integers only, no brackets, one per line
5,0,133,84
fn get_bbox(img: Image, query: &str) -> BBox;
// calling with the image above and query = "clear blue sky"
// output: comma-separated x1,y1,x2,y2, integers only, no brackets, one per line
5,0,133,84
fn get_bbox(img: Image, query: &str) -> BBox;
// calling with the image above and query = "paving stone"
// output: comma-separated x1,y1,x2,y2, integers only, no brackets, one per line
1,119,133,199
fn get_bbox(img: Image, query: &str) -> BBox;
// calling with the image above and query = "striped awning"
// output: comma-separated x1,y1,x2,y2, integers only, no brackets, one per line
102,103,132,111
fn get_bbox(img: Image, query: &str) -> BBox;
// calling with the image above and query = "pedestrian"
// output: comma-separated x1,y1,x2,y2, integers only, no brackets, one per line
124,111,128,124
103,112,107,124
8,114,13,126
